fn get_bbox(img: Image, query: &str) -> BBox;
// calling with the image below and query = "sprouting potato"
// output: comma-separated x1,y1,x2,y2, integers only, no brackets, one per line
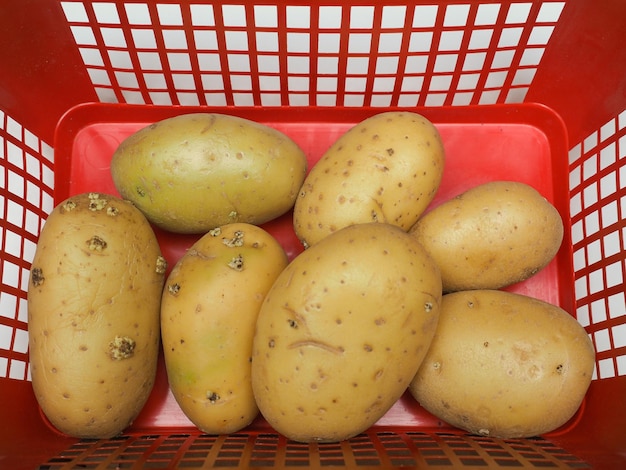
409,289,595,439
251,222,442,442
409,181,564,292
111,113,308,234
161,223,288,434
28,192,166,439
293,111,445,248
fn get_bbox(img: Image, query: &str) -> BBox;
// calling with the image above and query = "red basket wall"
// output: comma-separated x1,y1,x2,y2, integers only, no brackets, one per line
0,1,624,469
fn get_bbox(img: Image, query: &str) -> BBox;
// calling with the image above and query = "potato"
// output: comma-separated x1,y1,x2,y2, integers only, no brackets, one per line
409,289,595,438
161,223,288,434
293,111,445,248
409,181,564,292
251,222,442,442
111,113,307,234
27,192,166,439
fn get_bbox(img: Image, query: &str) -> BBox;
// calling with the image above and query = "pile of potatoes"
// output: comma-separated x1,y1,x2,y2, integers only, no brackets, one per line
28,111,594,442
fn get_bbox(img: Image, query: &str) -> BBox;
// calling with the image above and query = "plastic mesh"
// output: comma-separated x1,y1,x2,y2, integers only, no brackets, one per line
0,109,54,381
569,108,626,380
36,431,592,469
59,1,565,107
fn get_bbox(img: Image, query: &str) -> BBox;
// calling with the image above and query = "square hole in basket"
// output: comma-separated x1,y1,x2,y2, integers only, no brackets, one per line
379,436,416,466
284,441,310,467
407,432,452,465
317,441,345,466
346,435,381,466
250,434,279,466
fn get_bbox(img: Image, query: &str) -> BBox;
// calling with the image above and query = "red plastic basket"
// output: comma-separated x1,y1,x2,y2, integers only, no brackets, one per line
1,1,625,469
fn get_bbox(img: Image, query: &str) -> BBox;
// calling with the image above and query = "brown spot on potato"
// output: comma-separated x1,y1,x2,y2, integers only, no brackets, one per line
156,256,168,274
228,254,244,271
31,267,44,287
223,230,245,247
86,236,107,252
207,391,220,403
62,201,77,212
87,193,108,211
109,336,136,360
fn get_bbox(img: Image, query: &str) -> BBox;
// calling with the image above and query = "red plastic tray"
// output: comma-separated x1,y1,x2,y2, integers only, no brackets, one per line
53,102,572,434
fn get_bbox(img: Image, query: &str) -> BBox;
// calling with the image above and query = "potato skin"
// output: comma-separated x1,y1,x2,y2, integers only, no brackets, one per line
293,111,445,248
111,113,307,234
410,181,564,292
28,192,166,439
251,222,442,442
161,223,288,434
409,289,595,438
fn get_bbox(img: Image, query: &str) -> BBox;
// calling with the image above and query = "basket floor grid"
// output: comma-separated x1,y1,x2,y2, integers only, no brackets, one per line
38,431,591,469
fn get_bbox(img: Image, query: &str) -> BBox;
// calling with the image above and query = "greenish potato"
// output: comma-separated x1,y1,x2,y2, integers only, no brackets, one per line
293,111,445,248
111,113,307,234
410,181,564,292
161,223,288,434
409,289,595,439
28,192,166,439
251,222,442,442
